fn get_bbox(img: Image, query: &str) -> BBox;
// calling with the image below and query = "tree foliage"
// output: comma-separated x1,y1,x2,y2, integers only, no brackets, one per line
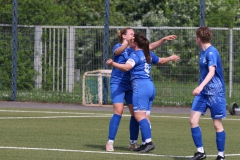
1,0,239,26
0,0,240,92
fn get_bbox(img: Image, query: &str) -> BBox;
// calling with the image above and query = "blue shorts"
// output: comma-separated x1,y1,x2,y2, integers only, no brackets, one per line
110,83,132,105
131,79,155,112
191,93,226,119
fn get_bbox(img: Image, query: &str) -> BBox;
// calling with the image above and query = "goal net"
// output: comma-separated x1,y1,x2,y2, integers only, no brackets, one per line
82,69,112,106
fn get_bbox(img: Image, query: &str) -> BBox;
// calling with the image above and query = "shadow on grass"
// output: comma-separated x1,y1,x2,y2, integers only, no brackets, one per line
85,144,190,159
85,144,128,151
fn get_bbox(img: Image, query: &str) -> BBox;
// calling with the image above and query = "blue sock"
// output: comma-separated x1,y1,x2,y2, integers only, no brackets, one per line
216,130,226,152
129,116,139,141
191,126,203,148
139,118,151,142
108,114,121,140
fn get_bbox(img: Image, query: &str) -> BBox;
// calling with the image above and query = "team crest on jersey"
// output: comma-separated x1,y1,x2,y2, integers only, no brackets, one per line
209,52,213,55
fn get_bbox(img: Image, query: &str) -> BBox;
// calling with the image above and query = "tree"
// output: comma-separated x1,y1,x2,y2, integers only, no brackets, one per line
205,0,240,27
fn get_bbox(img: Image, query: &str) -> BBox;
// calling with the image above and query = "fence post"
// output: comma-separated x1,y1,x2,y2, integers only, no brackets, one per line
11,0,18,101
103,0,110,104
34,26,43,89
66,26,75,92
146,27,150,42
229,28,233,98
200,0,205,26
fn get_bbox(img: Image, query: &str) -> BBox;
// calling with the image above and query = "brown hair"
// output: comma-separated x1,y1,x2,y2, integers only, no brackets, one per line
134,32,151,63
117,27,132,43
196,26,212,43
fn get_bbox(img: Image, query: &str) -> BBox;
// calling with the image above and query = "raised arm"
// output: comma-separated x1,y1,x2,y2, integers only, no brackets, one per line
149,35,177,50
114,39,130,56
158,54,180,64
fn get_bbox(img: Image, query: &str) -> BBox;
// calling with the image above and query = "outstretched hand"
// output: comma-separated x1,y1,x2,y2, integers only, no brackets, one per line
170,54,180,62
164,35,177,41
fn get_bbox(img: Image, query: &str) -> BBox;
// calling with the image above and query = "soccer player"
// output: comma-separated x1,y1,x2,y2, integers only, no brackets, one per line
105,27,177,152
106,32,180,153
189,26,226,160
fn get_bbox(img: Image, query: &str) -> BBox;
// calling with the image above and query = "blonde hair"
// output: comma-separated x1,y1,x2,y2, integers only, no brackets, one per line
117,27,132,43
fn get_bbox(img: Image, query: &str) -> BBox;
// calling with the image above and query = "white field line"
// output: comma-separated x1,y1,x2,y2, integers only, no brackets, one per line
0,110,113,115
151,115,240,121
0,109,240,121
0,115,112,119
0,109,114,119
0,146,239,158
0,110,240,158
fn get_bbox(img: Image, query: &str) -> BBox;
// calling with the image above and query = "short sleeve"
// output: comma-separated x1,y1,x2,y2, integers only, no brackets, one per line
129,53,140,65
112,43,121,55
150,52,159,64
208,51,217,67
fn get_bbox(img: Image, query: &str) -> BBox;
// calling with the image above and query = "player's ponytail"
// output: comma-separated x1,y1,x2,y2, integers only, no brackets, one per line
134,32,151,63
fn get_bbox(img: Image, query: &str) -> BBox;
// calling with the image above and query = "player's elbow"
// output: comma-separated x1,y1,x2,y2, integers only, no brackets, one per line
158,60,166,65
123,67,131,71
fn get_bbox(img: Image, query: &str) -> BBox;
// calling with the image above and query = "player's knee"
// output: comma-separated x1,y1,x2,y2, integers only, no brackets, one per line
213,121,224,131
114,111,123,115
114,108,123,115
189,118,198,127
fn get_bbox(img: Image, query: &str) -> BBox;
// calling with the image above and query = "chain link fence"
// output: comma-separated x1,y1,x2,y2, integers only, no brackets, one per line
0,1,240,107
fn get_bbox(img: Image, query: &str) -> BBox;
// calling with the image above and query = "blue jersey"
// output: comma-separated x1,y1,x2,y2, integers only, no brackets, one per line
199,46,225,96
128,50,159,81
128,50,158,111
110,43,134,84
